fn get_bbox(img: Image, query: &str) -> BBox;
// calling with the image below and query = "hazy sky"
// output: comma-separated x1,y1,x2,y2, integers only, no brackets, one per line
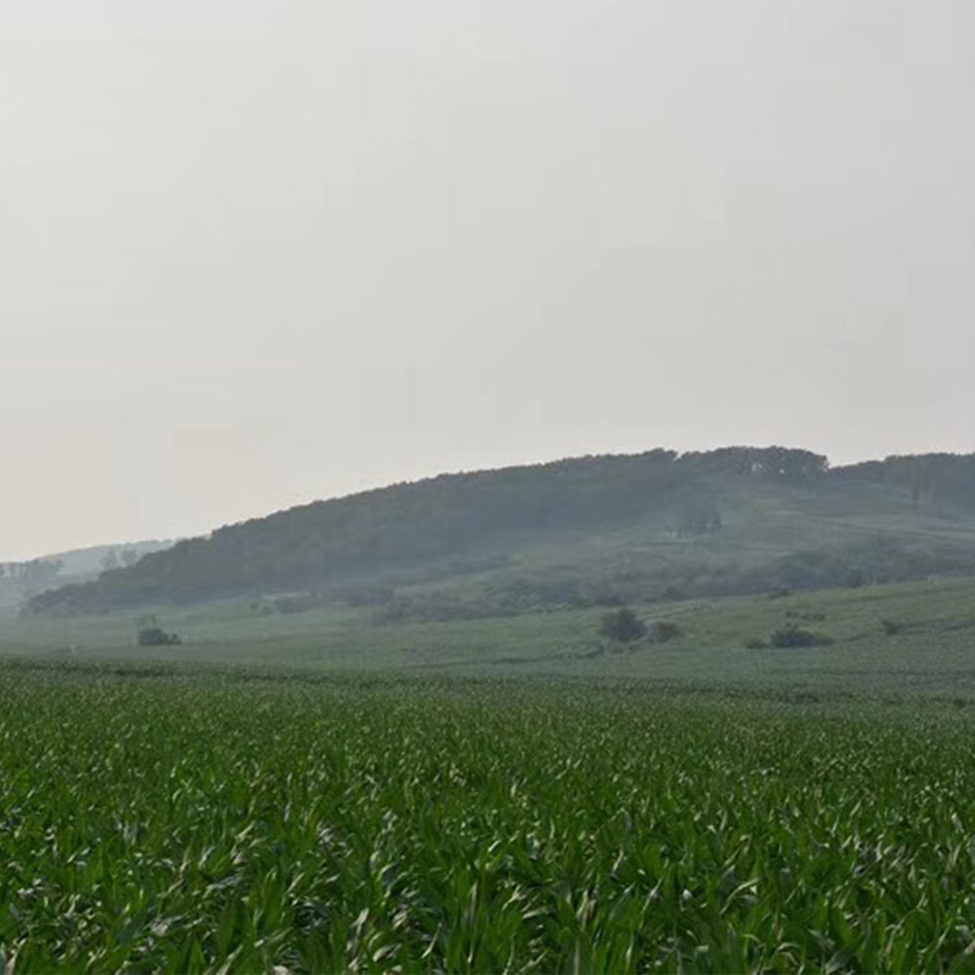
2,1,973,559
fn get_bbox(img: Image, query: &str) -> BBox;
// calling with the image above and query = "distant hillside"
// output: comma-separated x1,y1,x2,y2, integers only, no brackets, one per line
27,447,975,618
2,539,175,616
41,539,177,578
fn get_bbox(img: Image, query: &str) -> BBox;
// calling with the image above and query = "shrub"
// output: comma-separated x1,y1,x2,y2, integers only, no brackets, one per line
647,620,681,644
137,626,181,647
744,637,768,649
599,607,648,643
881,618,904,636
769,624,832,648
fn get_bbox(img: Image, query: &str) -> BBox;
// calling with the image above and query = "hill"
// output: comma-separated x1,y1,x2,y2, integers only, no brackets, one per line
41,539,176,578
26,446,975,618
1,539,175,616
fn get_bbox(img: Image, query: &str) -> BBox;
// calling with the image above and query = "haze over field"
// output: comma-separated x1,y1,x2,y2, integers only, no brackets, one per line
2,1,973,558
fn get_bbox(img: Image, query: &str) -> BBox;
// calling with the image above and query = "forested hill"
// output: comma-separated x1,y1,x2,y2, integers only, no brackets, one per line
28,447,975,617
0,538,175,617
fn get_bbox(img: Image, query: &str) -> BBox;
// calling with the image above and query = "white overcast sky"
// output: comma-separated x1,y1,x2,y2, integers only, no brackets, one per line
1,0,973,559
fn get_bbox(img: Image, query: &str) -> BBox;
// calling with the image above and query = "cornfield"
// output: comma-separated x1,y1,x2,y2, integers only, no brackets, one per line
1,665,974,972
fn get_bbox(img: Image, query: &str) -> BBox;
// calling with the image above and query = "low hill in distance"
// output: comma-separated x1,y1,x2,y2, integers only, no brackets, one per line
27,446,975,619
1,539,175,616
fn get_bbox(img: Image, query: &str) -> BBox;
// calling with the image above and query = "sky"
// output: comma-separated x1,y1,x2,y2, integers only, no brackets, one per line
1,0,973,560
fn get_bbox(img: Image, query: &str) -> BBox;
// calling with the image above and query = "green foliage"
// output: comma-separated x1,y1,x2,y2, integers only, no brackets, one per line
27,447,975,621
137,626,181,647
834,452,975,512
769,624,833,648
22,445,888,617
5,574,975,695
3,666,975,972
599,607,647,642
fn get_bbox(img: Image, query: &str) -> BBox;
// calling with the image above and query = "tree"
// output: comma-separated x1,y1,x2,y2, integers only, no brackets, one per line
21,559,62,588
100,549,120,572
136,616,181,646
121,548,141,568
599,607,648,643
678,501,722,538
137,626,181,646
769,624,832,648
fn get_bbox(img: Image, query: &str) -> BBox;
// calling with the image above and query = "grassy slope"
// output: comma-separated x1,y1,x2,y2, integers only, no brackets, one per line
3,574,973,699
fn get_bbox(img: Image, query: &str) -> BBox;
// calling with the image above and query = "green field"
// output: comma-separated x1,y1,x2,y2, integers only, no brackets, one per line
3,575,974,697
2,577,975,972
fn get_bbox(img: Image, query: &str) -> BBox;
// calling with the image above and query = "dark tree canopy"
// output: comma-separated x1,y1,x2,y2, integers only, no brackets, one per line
599,608,648,643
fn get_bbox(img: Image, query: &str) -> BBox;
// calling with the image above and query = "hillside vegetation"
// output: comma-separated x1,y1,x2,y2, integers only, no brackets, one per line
27,447,975,617
0,539,174,616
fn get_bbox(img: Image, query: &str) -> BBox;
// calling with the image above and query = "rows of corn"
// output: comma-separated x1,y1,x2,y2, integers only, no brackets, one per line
1,666,975,972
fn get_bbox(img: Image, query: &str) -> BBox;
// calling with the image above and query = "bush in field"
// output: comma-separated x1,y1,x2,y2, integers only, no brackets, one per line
137,626,181,647
646,620,681,644
599,607,647,642
769,623,832,648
